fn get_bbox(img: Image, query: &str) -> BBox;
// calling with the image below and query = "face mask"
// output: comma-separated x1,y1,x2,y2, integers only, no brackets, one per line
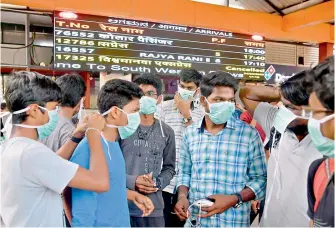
102,107,140,139
205,98,235,125
308,114,335,157
273,105,298,134
140,96,157,115
2,106,59,140
178,86,196,101
77,98,85,123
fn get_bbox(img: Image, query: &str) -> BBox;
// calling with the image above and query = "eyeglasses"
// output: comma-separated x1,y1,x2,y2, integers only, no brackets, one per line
301,107,333,118
144,91,158,97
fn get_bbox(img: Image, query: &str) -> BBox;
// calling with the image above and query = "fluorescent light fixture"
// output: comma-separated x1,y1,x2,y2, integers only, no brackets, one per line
59,11,78,19
0,3,27,9
252,35,263,41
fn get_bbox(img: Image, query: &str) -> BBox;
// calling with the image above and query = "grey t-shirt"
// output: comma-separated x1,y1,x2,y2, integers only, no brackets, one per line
254,102,322,227
40,115,75,152
0,137,78,227
120,120,176,217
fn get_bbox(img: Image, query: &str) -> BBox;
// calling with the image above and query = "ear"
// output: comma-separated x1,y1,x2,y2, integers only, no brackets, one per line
109,106,121,120
156,95,163,105
195,88,200,96
27,104,41,119
200,96,206,107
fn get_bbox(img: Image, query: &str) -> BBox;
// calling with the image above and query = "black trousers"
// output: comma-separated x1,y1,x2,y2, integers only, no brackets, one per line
130,216,165,227
162,191,186,227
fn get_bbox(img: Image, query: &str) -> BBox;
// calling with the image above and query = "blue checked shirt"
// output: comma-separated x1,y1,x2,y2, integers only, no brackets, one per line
177,116,267,227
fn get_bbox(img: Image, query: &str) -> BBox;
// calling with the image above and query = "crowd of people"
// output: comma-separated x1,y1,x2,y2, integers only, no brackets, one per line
0,55,333,227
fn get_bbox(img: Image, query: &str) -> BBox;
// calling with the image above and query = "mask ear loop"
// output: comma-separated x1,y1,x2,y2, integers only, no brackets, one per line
263,129,283,219
77,98,84,123
1,107,31,138
187,202,202,227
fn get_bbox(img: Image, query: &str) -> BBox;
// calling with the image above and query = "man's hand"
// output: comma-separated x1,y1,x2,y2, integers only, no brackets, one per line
133,192,155,217
251,200,260,213
72,115,89,138
174,196,189,221
87,113,105,131
174,93,192,118
200,195,238,218
135,174,158,194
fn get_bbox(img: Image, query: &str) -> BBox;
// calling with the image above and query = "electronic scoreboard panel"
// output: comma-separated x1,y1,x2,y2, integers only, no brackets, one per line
54,12,266,79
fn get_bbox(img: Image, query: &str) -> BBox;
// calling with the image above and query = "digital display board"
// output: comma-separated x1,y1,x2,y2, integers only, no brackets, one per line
54,12,266,80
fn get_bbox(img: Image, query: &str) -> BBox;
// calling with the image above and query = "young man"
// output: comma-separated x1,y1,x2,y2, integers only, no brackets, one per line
1,71,109,227
70,79,154,227
304,56,334,227
40,73,87,154
175,71,267,227
120,73,176,227
156,68,204,227
239,71,322,227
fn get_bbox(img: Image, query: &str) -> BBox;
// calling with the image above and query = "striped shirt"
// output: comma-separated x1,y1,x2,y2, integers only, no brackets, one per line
156,99,204,194
177,116,267,227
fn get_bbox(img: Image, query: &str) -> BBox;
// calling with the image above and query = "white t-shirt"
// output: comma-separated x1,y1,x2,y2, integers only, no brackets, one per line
1,137,79,227
254,103,322,227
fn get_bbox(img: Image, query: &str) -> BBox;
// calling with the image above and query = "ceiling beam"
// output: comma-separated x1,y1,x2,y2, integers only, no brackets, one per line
1,0,333,43
263,0,284,16
283,1,334,31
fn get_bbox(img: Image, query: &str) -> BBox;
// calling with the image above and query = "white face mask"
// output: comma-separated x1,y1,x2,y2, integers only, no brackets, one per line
77,98,85,123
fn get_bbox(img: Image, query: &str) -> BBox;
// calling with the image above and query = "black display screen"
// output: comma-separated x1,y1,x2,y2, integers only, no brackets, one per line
54,12,266,80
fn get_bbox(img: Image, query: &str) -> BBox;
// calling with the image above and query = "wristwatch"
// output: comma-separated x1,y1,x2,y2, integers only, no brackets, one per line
70,135,83,144
233,193,243,208
183,116,192,124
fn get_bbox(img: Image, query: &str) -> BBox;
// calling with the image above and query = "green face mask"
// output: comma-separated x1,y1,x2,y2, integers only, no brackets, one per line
308,114,335,157
140,96,157,115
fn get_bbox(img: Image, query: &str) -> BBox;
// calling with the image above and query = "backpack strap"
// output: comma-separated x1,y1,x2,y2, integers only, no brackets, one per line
313,158,334,211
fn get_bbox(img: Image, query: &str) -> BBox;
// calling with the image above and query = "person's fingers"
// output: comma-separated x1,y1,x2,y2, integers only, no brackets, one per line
137,187,157,194
174,210,187,221
201,205,216,213
176,205,187,218
199,209,221,218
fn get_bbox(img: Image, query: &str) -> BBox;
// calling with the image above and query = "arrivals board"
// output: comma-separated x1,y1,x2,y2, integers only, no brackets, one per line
54,12,266,80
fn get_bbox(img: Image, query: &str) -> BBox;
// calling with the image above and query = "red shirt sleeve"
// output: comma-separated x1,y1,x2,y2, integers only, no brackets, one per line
240,111,252,124
240,111,266,142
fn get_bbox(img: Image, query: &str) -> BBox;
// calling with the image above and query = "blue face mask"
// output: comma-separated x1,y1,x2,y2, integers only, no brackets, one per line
9,106,59,140
37,108,59,139
205,98,235,124
140,96,157,115
178,86,196,101
308,114,335,157
102,107,141,139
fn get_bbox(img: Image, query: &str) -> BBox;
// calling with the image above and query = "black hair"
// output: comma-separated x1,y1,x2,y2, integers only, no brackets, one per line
280,70,310,106
200,71,238,97
56,73,86,108
304,56,334,111
133,73,163,95
98,79,142,114
1,102,6,111
180,68,203,87
5,71,61,124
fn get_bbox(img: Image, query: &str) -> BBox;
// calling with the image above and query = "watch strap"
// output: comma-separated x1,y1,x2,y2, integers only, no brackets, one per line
70,135,83,144
233,192,243,208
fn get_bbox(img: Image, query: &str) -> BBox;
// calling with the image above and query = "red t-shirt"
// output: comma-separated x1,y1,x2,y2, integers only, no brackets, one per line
240,111,266,142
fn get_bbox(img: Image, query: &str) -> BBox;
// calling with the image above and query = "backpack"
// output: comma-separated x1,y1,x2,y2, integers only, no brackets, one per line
313,158,334,212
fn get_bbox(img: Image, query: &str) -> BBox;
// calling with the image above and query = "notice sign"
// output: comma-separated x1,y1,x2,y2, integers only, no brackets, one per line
54,12,266,80
264,64,309,84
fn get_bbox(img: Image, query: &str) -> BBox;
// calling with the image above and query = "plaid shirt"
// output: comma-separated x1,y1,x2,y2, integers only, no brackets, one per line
177,116,267,227
156,99,204,194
